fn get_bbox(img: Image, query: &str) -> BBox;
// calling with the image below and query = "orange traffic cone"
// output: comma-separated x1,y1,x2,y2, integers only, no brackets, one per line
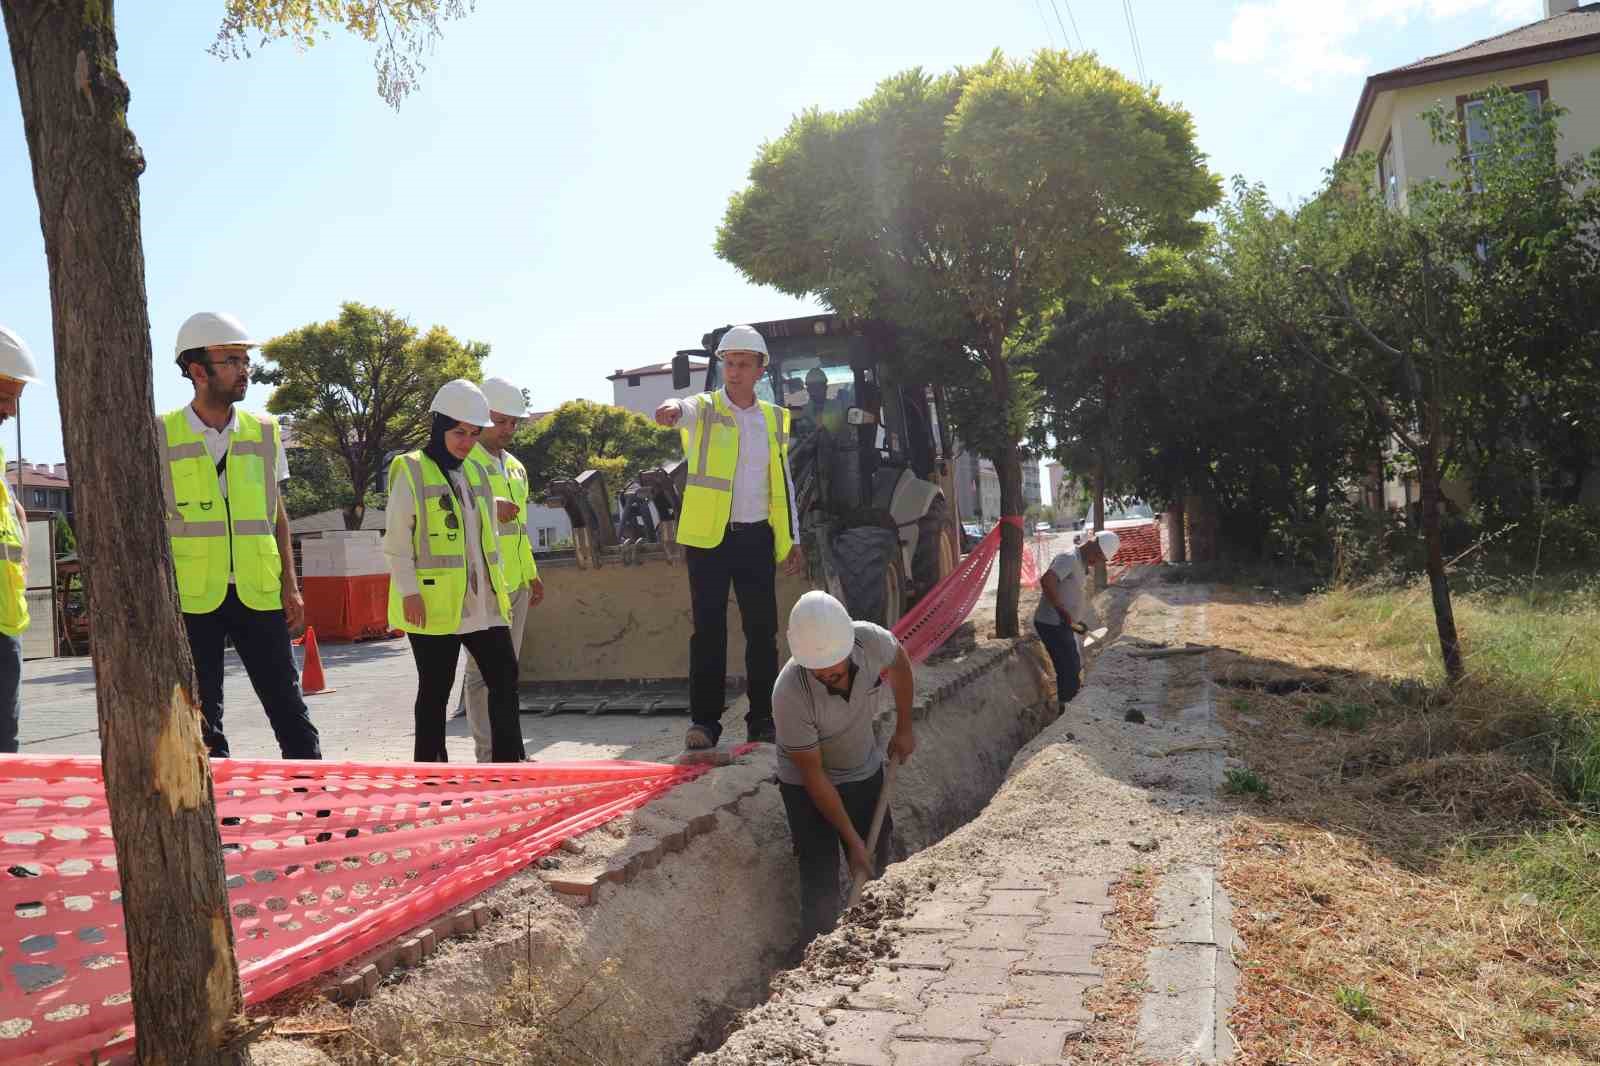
299,626,334,696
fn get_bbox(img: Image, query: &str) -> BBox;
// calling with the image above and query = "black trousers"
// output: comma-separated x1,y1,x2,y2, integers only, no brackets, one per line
1035,620,1083,706
780,767,894,944
407,626,526,762
183,588,321,759
686,522,779,743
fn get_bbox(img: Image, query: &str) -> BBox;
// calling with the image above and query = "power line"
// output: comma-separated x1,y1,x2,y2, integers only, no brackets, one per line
1048,0,1079,51
1056,0,1084,52
1122,0,1149,84
1033,0,1060,48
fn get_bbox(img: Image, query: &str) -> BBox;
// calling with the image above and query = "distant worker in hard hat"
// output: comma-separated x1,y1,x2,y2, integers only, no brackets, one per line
775,591,915,943
164,312,320,759
385,379,526,762
1035,530,1119,709
0,327,39,754
791,366,847,442
452,376,544,762
655,324,801,750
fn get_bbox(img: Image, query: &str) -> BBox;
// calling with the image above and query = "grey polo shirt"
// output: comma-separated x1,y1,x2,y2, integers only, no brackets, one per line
774,621,901,786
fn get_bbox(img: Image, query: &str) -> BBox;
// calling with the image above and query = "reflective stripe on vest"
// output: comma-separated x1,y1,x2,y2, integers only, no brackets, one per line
388,451,511,635
162,409,283,614
676,391,794,561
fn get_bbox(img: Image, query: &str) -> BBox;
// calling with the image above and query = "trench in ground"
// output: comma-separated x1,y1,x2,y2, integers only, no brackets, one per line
330,635,1061,1065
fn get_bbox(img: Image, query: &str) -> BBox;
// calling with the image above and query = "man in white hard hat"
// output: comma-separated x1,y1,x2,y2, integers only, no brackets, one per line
453,376,544,761
0,327,39,754
655,324,802,750
162,312,320,759
774,590,915,944
1034,530,1119,709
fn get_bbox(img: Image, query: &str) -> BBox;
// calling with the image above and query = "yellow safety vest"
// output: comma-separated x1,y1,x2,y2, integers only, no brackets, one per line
676,390,795,562
161,408,283,615
0,447,29,638
467,442,539,590
386,450,512,635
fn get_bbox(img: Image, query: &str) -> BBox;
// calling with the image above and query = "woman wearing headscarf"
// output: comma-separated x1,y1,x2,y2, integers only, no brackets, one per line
384,379,526,762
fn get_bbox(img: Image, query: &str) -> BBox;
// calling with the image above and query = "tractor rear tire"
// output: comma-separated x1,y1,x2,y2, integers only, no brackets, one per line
833,526,906,628
911,494,958,603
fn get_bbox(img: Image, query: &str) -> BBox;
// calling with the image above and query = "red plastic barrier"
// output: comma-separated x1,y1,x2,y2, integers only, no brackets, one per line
895,517,1035,663
0,755,729,1064
301,575,394,642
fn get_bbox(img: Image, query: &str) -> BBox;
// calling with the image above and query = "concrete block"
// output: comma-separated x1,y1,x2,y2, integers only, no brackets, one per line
973,891,1046,917
819,1008,913,1066
469,902,491,930
901,899,974,932
1043,878,1111,907
541,874,601,902
357,963,380,995
1033,908,1108,939
896,991,1004,1040
397,937,423,967
889,932,959,971
929,951,1024,997
890,1038,986,1065
953,916,1041,952
995,975,1094,1022
978,1017,1083,1064
846,968,939,1013
451,908,476,934
416,927,438,956
330,973,364,1003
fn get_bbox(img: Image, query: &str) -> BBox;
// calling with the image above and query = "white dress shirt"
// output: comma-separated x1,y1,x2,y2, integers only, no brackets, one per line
673,389,798,531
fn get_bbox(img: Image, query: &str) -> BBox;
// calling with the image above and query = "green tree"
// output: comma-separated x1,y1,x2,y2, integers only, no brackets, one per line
0,5,472,1063
716,49,1219,635
259,303,486,530
513,400,679,497
280,437,387,521
1222,89,1600,682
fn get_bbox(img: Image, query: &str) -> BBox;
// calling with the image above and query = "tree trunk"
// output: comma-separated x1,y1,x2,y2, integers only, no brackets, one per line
2,4,247,1063
989,346,1021,638
1167,492,1187,564
1418,441,1465,684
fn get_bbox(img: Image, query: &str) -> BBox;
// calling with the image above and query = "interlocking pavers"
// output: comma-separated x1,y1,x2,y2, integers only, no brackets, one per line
821,1008,914,1066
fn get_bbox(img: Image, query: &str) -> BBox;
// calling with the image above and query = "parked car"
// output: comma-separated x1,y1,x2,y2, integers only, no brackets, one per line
961,523,983,553
1034,521,1052,534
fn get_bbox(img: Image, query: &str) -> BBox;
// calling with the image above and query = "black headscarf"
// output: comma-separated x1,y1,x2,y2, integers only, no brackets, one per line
423,412,466,473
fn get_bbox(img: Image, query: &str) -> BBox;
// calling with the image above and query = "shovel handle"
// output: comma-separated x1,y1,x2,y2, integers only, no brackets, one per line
846,755,899,909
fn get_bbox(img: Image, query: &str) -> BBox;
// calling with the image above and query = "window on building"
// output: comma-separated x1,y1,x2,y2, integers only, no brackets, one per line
1378,134,1399,209
627,375,641,387
31,489,46,508
1462,86,1544,190
537,527,558,548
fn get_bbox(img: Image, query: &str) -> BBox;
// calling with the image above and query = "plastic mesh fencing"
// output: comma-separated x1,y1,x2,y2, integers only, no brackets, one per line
895,517,1036,663
0,755,726,1065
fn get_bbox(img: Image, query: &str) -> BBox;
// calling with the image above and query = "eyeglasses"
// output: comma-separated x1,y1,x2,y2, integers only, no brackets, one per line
207,356,253,371
438,492,460,531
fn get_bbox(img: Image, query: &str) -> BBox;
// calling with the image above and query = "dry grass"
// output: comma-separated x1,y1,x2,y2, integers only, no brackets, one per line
1207,587,1599,1065
1064,871,1156,1065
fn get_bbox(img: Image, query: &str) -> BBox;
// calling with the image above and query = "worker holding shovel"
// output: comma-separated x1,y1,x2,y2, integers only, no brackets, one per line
774,591,915,946
1035,530,1119,709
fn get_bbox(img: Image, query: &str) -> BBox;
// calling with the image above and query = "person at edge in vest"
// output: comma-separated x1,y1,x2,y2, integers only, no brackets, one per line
451,376,544,762
654,324,802,750
775,591,915,944
1034,530,1120,709
0,327,39,754
164,312,320,759
384,379,527,763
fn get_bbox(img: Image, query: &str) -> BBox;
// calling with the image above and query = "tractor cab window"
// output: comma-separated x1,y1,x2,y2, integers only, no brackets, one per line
778,359,856,441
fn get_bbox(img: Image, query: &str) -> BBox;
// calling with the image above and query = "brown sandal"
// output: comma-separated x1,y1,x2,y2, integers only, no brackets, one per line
684,725,716,750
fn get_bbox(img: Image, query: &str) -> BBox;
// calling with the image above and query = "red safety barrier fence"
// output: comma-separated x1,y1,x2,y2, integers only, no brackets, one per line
894,516,1036,664
0,755,736,1065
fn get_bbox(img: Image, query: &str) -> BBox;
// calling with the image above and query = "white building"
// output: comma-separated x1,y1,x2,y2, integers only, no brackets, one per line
954,448,1041,525
608,358,708,418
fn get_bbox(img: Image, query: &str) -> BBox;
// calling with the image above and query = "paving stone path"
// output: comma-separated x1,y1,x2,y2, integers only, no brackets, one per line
802,869,1113,1065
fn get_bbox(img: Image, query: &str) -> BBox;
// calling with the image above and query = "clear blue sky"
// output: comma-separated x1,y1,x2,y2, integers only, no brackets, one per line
0,0,1541,465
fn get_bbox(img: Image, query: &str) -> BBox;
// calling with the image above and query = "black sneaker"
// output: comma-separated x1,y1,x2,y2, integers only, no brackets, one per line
747,721,776,744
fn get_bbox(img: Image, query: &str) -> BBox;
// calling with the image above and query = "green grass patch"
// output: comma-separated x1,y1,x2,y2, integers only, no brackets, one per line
1224,768,1270,798
1304,699,1375,732
1334,983,1378,1023
1460,823,1600,948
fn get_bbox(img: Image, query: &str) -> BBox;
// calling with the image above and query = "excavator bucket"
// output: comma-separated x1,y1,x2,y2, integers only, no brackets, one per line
518,464,810,715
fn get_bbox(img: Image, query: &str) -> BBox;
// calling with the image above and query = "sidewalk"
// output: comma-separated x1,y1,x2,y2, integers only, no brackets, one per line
698,576,1238,1066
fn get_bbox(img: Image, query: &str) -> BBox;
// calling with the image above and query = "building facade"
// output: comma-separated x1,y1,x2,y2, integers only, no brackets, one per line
607,359,708,418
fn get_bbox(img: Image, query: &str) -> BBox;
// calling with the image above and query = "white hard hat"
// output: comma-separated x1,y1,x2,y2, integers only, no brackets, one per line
1094,531,1121,560
175,311,257,357
789,591,856,670
430,379,494,427
479,376,528,418
0,326,42,384
715,324,769,363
